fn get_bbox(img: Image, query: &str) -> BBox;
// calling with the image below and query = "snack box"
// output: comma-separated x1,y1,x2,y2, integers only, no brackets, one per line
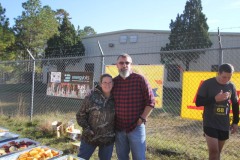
0,145,63,160
0,127,9,133
0,132,19,143
0,138,40,157
54,154,84,160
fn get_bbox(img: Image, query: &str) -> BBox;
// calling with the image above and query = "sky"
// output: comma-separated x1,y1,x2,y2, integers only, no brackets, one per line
1,0,240,34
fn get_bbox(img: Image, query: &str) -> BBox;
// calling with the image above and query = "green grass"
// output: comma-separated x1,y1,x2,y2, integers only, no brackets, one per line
0,113,76,155
0,111,240,159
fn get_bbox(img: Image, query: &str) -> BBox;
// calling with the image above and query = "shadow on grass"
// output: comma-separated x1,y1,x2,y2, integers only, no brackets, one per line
148,146,185,157
174,120,203,133
147,146,201,160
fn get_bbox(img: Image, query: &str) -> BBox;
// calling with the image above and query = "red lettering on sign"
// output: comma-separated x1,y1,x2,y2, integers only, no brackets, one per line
187,106,204,110
155,80,162,85
188,80,240,112
192,80,204,103
237,91,240,103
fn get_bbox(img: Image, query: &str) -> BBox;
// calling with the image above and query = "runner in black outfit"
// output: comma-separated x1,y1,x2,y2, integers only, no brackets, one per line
196,63,239,160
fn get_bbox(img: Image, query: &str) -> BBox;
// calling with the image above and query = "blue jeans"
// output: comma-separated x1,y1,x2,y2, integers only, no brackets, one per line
77,140,114,160
115,124,146,160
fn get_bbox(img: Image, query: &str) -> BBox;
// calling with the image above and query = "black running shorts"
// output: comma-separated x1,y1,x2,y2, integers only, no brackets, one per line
204,126,229,141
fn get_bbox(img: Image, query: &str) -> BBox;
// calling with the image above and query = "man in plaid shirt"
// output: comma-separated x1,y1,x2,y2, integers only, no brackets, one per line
112,53,155,160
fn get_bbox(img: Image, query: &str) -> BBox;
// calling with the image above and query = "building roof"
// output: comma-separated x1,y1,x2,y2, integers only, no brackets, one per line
83,29,240,39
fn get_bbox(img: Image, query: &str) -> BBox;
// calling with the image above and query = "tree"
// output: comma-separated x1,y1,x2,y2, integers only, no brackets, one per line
0,3,9,27
77,26,96,38
161,0,212,71
55,9,69,24
45,15,85,71
13,0,59,59
0,3,15,61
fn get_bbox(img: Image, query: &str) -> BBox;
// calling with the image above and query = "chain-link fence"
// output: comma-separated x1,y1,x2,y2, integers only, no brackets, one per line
0,47,240,159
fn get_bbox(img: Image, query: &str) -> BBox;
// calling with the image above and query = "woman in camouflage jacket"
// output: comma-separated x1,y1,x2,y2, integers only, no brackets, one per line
76,74,115,160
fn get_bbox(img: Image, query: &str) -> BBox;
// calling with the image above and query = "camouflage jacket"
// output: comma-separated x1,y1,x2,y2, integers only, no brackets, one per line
76,86,115,146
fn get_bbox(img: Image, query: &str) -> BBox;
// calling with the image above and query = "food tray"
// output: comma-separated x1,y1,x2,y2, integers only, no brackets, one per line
0,127,9,133
0,138,40,157
54,154,84,160
0,132,19,143
0,145,63,160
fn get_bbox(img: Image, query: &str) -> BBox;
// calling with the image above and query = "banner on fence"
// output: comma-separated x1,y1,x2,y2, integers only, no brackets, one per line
181,72,240,122
46,72,93,99
105,65,164,108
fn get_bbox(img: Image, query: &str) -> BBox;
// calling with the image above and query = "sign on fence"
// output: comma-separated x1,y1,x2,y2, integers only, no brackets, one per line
181,72,240,122
46,72,93,99
105,65,164,108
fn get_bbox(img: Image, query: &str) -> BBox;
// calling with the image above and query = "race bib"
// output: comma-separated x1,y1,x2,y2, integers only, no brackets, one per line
214,104,228,116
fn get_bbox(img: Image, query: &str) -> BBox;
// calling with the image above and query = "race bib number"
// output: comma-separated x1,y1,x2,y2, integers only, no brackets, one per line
214,104,228,116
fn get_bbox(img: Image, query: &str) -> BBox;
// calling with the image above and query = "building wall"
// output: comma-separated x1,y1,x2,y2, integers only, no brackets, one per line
80,29,240,87
82,29,240,63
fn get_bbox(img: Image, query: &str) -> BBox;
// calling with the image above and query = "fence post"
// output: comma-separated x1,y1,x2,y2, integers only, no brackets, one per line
98,41,105,74
27,49,35,121
218,28,223,65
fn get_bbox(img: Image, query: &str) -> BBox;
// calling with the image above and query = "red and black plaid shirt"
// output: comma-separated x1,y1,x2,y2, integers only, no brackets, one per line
112,73,155,132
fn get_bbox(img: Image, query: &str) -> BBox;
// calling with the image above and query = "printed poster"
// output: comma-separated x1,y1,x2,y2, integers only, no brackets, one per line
46,72,93,99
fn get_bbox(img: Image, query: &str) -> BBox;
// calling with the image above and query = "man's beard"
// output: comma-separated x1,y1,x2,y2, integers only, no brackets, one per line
119,69,130,78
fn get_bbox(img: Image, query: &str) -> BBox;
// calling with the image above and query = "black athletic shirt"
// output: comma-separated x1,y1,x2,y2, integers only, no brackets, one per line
195,77,239,131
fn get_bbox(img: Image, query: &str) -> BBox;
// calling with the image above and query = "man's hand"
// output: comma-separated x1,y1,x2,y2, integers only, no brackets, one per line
137,116,147,125
230,124,238,134
137,118,143,125
215,90,230,102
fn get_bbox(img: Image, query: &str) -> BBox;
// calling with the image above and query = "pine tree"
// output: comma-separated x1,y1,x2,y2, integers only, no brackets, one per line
13,0,59,59
45,15,85,71
0,3,15,61
161,0,212,70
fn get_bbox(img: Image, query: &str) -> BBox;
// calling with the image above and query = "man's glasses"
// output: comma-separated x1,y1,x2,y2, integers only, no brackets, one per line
118,61,131,65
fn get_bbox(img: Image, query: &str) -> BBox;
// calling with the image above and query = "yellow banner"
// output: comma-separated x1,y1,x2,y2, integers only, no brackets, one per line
105,65,164,108
181,72,240,122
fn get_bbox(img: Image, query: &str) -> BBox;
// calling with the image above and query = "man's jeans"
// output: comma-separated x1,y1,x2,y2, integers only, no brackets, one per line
77,140,114,160
115,124,146,160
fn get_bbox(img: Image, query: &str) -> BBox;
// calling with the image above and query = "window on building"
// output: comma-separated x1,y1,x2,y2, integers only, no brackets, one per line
129,35,138,43
85,63,94,72
211,65,219,72
119,35,127,43
166,64,180,82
